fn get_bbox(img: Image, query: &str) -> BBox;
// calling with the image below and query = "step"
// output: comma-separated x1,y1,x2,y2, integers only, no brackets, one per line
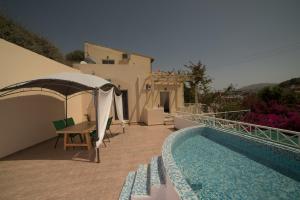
131,164,150,198
164,116,174,120
164,116,174,125
119,171,136,200
150,156,165,186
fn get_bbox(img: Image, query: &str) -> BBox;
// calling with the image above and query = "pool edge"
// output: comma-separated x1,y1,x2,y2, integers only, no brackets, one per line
162,125,205,200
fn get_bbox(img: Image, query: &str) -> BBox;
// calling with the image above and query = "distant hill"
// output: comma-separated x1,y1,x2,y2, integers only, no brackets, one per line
0,14,67,64
279,77,300,89
238,83,277,92
237,77,300,93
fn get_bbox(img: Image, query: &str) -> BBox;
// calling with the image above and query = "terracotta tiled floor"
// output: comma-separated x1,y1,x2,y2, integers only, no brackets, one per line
0,124,174,200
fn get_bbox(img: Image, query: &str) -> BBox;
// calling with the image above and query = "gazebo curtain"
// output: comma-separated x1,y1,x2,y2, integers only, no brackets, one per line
95,88,124,148
114,92,124,126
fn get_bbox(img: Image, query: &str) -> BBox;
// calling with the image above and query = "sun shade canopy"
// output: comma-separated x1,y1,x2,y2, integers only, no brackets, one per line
0,72,122,97
0,72,125,162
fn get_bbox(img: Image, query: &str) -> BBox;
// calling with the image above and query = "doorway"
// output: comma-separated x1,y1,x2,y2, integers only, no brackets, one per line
115,90,129,120
160,91,170,113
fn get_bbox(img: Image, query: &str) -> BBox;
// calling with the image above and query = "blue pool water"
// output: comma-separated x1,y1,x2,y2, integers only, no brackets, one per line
173,127,300,200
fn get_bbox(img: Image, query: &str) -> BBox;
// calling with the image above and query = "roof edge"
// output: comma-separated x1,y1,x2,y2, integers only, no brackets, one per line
84,41,154,62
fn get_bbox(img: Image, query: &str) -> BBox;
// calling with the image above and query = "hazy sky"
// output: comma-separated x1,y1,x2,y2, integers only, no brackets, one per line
0,0,299,89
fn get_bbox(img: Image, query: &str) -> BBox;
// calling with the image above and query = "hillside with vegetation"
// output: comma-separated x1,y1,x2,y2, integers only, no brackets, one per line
238,83,276,93
237,78,300,93
183,62,300,131
279,77,300,89
0,14,66,64
223,83,300,131
241,85,300,131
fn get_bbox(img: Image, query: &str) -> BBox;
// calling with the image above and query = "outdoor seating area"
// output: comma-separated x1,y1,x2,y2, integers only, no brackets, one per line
0,124,173,200
0,72,125,162
53,116,114,151
55,119,94,150
53,118,83,148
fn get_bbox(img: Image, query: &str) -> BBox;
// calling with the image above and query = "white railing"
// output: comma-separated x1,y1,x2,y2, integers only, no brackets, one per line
175,109,250,121
177,103,206,114
175,112,300,149
201,109,250,121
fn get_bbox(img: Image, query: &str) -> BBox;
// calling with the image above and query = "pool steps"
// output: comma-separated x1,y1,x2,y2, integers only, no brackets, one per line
131,164,149,197
119,156,166,200
119,171,136,200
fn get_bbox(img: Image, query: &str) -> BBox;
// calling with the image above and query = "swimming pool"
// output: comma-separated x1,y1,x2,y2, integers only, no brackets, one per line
171,127,300,199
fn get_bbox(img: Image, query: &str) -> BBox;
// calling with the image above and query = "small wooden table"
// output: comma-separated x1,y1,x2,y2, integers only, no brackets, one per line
56,121,96,150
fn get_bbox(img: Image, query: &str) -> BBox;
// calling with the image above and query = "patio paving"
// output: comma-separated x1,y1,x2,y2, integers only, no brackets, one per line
0,124,174,200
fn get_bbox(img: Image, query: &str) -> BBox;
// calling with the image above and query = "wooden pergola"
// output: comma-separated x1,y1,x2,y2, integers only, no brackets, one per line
148,71,194,108
150,71,194,85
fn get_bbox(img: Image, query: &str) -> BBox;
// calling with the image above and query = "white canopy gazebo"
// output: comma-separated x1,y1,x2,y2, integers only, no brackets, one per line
0,72,124,163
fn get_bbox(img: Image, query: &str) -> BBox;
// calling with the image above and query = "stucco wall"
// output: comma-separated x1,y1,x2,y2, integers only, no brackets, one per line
84,42,124,64
76,43,184,123
0,39,84,158
76,62,151,123
76,66,184,123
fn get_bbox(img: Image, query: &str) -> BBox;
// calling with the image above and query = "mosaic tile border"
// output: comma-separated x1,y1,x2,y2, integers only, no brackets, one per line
150,156,160,186
162,125,205,200
150,156,166,186
119,171,136,200
131,164,149,196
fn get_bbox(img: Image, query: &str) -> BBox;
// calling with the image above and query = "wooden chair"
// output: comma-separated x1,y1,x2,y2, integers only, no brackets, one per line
90,117,113,147
106,117,113,138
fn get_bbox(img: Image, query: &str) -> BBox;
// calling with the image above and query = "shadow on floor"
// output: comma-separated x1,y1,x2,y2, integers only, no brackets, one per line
1,130,123,162
167,127,176,132
1,138,96,162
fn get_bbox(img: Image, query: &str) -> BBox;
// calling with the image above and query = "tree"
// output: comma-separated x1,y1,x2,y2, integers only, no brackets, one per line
258,86,283,102
0,14,66,64
184,61,212,103
65,50,84,63
183,81,195,103
224,83,236,94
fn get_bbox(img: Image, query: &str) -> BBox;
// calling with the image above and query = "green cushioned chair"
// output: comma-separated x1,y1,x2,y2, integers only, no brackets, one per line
64,117,83,143
65,117,75,126
52,120,66,148
106,117,113,137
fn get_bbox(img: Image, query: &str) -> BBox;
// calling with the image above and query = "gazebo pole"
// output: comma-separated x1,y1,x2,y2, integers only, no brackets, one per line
65,95,68,126
94,89,100,163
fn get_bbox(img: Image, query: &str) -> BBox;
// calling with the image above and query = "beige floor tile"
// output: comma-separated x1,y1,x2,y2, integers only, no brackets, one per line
0,124,174,200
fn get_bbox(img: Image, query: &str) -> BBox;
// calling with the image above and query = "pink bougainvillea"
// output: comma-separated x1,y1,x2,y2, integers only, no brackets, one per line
242,101,300,131
286,112,300,131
